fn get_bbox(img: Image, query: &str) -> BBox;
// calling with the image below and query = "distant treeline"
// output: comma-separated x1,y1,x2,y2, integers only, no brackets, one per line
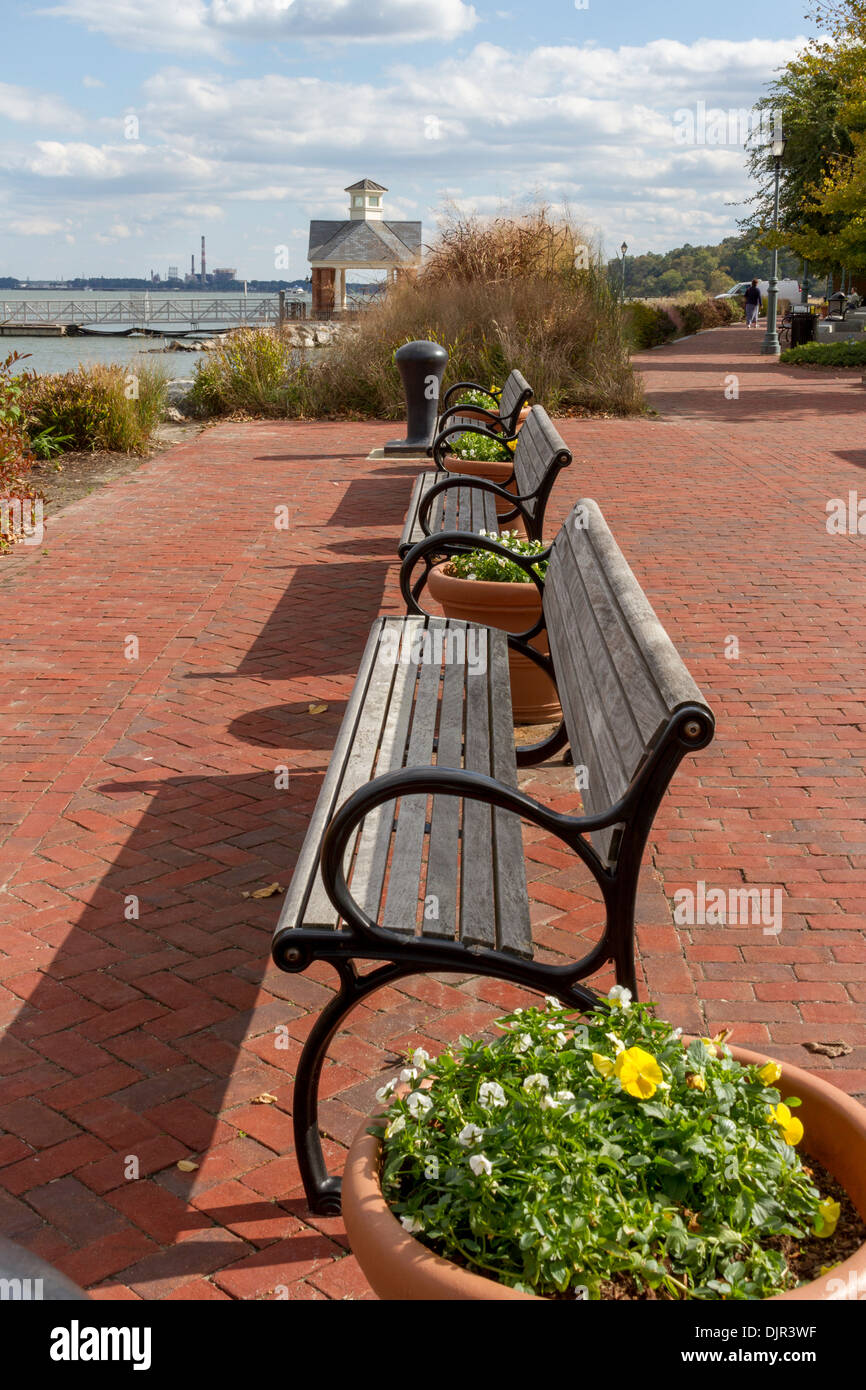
1,277,383,293
607,231,805,299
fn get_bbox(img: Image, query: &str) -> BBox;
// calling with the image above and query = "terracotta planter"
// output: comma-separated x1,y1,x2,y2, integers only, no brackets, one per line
426,563,559,725
342,1045,866,1302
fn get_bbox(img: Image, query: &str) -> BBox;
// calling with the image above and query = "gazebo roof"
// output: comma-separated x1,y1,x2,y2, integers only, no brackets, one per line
345,178,388,193
308,218,421,266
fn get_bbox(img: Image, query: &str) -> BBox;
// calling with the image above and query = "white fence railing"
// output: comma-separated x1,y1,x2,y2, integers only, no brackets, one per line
0,297,286,326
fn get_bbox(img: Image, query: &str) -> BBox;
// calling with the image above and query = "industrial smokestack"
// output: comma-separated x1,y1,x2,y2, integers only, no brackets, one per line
201,235,206,287
191,253,195,277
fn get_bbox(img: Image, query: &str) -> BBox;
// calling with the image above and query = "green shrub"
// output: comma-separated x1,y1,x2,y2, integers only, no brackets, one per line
377,994,834,1300
626,302,678,349
25,363,168,453
188,328,298,417
781,337,866,366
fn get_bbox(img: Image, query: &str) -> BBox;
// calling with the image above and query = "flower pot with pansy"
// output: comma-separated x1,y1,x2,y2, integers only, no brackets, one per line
342,990,866,1301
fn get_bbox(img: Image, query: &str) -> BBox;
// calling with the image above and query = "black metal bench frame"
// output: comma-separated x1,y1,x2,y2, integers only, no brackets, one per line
397,404,572,559
436,368,532,438
273,503,714,1215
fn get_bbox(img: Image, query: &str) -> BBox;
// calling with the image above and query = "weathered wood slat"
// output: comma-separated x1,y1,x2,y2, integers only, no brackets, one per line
276,619,388,933
301,619,403,928
488,625,533,957
351,626,420,920
380,621,442,935
423,638,465,940
460,626,495,949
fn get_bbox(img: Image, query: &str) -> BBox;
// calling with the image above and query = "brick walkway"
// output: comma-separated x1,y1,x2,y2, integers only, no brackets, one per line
0,325,864,1298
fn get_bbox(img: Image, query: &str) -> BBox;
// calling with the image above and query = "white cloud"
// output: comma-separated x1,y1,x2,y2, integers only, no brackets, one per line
0,82,83,128
0,34,812,267
44,0,478,55
82,75,104,88
7,216,65,235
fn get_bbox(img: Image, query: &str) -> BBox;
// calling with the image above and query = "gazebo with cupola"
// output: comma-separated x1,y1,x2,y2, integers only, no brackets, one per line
307,179,422,317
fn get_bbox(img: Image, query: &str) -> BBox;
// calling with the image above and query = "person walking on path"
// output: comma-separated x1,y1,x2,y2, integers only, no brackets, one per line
744,278,763,328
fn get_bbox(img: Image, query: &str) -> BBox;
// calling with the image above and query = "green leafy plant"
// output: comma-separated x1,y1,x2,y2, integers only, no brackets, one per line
781,336,866,366
448,430,513,463
376,994,836,1300
189,327,298,417
447,531,548,583
0,351,44,554
28,425,72,459
454,386,501,409
24,363,168,454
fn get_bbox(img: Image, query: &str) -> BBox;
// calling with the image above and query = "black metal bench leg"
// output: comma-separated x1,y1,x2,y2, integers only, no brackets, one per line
607,883,639,999
293,958,408,1215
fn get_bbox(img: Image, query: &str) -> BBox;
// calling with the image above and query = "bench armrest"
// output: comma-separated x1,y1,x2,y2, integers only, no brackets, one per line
319,766,623,943
442,381,501,408
400,528,550,626
437,404,504,432
432,423,518,473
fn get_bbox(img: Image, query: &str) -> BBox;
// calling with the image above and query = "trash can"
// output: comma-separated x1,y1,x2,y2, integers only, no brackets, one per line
790,310,818,348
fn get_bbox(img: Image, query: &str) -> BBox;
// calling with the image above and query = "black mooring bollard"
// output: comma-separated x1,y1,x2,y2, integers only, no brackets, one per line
384,340,448,456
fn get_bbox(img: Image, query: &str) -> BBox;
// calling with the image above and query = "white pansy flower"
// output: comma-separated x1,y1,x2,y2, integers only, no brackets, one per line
375,1079,397,1102
514,1033,532,1054
400,1067,419,1083
672,1027,683,1039
412,1048,431,1070
545,995,560,1009
386,1114,406,1138
458,1122,484,1147
479,1081,507,1109
607,985,633,1010
400,1214,424,1234
552,1031,568,1049
523,1073,549,1092
605,1032,625,1054
469,1154,493,1177
406,1090,433,1118
540,1094,560,1110
555,1090,575,1103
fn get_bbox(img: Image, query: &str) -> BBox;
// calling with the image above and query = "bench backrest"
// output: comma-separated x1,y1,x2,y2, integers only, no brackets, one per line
499,369,533,432
542,499,713,865
510,406,571,521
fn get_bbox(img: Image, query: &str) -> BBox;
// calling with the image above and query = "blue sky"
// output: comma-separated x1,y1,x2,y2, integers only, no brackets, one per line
1,1,815,279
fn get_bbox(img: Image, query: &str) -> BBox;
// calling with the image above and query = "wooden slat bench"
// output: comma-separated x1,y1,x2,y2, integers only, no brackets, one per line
397,404,572,561
437,367,532,437
273,499,715,1214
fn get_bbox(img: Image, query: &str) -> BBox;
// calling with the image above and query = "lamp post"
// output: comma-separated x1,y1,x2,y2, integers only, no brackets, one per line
761,133,787,354
620,241,628,305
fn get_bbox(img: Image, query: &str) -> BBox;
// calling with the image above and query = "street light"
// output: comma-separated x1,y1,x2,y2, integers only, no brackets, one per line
761,133,787,354
620,241,628,305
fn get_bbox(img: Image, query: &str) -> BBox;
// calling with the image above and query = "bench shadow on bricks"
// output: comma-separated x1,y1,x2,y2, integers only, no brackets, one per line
0,769,345,1281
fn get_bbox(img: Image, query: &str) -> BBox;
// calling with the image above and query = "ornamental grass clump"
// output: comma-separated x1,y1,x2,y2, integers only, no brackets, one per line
447,531,548,584
376,994,836,1300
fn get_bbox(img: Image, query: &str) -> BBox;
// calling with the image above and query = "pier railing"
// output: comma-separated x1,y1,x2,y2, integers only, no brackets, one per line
0,296,306,327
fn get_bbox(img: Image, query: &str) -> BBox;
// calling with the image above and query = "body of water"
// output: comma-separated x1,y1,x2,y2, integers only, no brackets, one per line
1,289,311,378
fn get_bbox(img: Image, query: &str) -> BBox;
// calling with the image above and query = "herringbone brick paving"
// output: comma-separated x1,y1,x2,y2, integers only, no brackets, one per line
0,325,863,1298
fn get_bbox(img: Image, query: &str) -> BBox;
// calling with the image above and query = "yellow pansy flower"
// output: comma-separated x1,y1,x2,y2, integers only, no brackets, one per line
814,1198,841,1238
592,1052,615,1078
768,1102,804,1146
615,1046,663,1099
685,1072,707,1092
757,1060,782,1086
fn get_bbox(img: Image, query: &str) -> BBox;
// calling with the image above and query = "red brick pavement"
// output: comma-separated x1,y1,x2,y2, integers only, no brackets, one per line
0,324,864,1299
